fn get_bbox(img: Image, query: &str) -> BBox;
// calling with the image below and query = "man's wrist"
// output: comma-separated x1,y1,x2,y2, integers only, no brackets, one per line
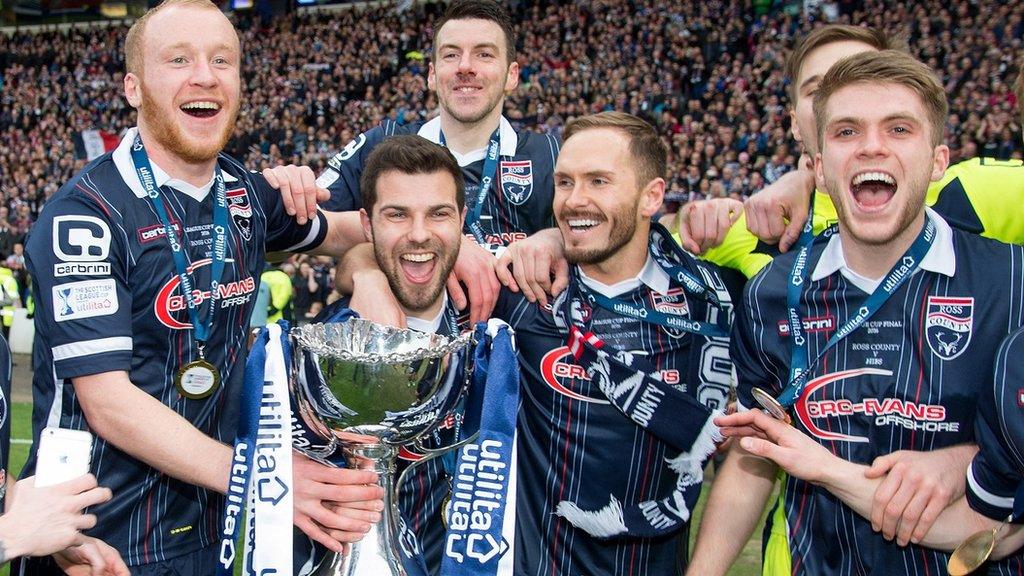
0,516,28,561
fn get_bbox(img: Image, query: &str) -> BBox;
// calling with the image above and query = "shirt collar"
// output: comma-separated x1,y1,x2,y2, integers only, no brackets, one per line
578,255,670,298
112,126,238,202
810,207,956,292
418,115,518,166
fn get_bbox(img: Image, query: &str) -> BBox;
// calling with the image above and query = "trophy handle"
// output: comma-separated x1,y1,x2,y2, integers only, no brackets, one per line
395,430,480,493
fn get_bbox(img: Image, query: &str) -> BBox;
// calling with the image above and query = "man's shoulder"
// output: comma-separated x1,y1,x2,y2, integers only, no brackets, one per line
43,155,130,218
513,129,561,161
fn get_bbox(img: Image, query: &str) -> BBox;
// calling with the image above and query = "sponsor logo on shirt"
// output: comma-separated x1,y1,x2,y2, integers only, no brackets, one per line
777,315,836,336
794,367,960,442
53,215,110,262
925,296,973,360
52,279,118,322
154,258,256,330
540,346,680,404
500,160,533,205
137,222,182,244
53,262,111,277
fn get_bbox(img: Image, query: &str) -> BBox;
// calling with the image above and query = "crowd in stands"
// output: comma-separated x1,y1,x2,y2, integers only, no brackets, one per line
0,0,1021,290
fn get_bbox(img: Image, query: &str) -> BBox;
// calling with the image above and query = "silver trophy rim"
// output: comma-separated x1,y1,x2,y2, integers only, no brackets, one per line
293,317,474,365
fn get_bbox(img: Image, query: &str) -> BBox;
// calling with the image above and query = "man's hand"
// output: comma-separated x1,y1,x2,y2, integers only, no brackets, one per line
495,228,567,307
864,445,978,545
661,199,743,255
54,536,130,576
715,410,834,484
448,236,500,325
744,163,816,252
0,475,112,559
291,453,385,552
333,243,407,328
262,165,329,225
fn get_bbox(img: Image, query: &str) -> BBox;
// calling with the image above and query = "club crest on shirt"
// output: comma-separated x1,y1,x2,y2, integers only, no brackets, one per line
500,160,533,205
226,187,253,241
925,296,973,360
650,287,689,338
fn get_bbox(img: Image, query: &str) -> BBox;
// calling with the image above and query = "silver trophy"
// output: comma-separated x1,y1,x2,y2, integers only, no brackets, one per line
289,317,474,576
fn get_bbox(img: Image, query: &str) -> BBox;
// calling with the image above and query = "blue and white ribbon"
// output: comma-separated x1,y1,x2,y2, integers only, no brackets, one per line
439,320,518,576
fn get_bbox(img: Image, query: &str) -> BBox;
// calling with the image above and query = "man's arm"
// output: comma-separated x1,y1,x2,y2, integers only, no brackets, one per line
686,442,778,576
743,162,816,252
74,370,385,551
717,410,1011,550
659,198,744,255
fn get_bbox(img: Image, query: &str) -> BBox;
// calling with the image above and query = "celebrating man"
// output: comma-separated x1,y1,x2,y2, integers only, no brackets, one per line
19,1,381,573
688,50,1024,575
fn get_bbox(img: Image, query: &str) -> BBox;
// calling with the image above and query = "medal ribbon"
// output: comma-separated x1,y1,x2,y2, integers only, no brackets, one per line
129,135,229,351
577,224,728,339
440,129,501,245
778,215,937,408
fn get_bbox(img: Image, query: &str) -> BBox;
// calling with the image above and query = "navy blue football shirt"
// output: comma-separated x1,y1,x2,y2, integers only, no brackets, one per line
492,250,733,576
316,117,559,246
734,211,1024,575
967,325,1024,524
23,128,327,566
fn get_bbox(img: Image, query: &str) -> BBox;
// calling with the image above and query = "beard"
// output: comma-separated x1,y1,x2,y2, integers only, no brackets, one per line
561,201,640,265
139,85,238,164
374,239,459,315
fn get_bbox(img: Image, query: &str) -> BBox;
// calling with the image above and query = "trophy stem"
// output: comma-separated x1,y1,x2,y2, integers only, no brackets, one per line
312,441,408,576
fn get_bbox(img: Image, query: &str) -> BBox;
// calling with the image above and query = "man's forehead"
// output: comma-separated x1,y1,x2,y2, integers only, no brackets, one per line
437,18,507,49
824,82,928,122
798,41,878,91
144,6,239,52
556,131,629,173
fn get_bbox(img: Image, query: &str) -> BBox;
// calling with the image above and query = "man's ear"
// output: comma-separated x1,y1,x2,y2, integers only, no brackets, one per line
124,73,142,108
360,208,372,242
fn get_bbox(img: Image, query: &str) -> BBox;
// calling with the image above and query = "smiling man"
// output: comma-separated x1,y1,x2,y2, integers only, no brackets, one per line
688,50,1024,576
18,1,381,574
489,112,732,575
272,0,561,325
297,135,468,575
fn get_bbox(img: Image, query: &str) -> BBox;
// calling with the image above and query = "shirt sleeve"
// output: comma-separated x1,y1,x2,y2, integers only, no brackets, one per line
731,271,787,411
316,125,385,212
27,194,134,379
966,327,1024,522
253,173,329,253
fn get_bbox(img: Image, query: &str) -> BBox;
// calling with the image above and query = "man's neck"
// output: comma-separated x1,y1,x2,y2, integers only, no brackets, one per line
404,298,445,325
577,227,651,286
137,124,217,188
840,211,926,281
439,110,502,156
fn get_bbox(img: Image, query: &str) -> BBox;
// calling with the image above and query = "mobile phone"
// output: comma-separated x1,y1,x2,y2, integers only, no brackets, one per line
35,427,93,487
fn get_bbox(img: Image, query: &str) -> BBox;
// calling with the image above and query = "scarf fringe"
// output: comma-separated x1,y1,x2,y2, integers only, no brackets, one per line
666,410,723,486
555,496,628,538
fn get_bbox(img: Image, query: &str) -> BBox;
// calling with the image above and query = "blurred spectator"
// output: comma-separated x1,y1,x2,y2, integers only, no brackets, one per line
0,0,1019,239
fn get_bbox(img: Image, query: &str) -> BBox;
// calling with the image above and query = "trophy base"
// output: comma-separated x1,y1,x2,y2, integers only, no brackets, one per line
312,439,409,576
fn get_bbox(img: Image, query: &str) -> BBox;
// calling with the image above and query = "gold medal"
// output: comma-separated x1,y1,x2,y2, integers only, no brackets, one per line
441,493,451,528
176,359,221,399
948,514,1011,575
751,387,792,424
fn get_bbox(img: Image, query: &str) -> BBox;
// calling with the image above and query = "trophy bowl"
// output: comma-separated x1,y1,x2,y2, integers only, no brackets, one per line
288,317,473,576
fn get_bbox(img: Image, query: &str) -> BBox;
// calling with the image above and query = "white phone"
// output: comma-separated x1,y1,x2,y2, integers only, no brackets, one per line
35,427,94,487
